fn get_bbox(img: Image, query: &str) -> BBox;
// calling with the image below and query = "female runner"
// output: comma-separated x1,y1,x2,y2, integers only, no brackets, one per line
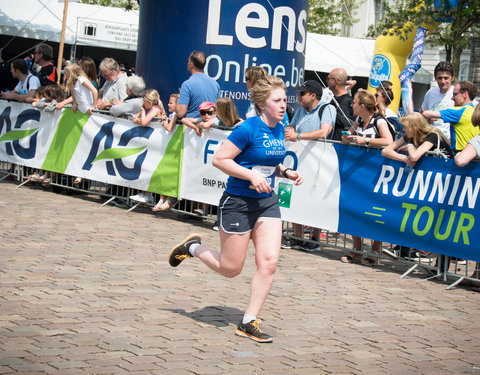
168,76,303,343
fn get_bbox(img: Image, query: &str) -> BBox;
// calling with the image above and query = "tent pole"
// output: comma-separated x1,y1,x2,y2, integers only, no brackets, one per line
57,0,69,86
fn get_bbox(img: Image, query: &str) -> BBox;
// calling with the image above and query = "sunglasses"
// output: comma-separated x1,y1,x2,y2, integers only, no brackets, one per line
299,91,311,96
200,110,214,116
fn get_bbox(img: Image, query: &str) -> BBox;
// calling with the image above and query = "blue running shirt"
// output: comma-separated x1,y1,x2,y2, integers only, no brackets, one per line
226,116,286,198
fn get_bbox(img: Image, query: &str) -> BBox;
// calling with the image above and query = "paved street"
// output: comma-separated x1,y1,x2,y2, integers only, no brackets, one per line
0,181,479,374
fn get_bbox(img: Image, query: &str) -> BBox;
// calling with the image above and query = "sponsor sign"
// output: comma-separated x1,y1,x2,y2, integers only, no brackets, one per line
369,54,391,89
76,18,138,50
136,0,308,116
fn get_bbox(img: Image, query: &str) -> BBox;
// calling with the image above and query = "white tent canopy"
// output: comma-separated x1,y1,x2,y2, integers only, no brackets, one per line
305,32,376,77
0,0,139,51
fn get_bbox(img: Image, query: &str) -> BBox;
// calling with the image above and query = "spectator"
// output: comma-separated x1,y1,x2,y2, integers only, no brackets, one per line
175,50,220,221
161,93,179,132
454,103,480,286
96,57,128,110
245,66,290,127
181,101,220,218
64,63,97,115
132,89,165,127
129,89,166,205
32,84,64,112
1,59,40,102
215,97,243,127
382,112,453,166
284,80,337,251
79,57,99,90
109,76,146,117
376,80,403,136
341,89,393,265
176,51,220,119
152,93,180,212
33,43,57,86
420,61,455,139
423,81,479,152
181,101,219,136
326,68,355,140
0,48,17,92
383,112,454,273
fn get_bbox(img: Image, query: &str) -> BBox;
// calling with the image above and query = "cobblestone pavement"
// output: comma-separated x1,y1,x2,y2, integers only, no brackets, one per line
1,181,479,375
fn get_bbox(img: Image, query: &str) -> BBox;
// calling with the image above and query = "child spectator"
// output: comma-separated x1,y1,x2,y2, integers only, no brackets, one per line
130,89,166,204
64,63,98,115
79,57,99,90
153,93,180,212
161,93,179,132
215,97,243,127
181,101,219,136
133,89,166,126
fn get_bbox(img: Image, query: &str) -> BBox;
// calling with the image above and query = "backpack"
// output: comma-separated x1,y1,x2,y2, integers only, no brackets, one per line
372,115,398,140
316,102,335,140
329,95,355,141
34,64,58,87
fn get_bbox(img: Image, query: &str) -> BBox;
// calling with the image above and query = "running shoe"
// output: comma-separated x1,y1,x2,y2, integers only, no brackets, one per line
168,234,202,267
235,319,273,343
299,241,321,252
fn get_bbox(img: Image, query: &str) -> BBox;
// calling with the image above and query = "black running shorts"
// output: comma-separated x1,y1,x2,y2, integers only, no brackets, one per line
218,192,281,234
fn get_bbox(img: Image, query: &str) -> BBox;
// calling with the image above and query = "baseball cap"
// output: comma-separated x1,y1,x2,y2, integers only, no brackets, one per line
199,101,216,110
295,80,323,96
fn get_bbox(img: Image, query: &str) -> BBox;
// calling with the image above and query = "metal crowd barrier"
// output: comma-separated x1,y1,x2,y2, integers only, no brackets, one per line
1,104,479,290
2,161,478,290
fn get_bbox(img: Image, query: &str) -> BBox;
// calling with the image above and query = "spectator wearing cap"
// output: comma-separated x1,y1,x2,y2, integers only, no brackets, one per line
283,80,336,251
285,80,337,142
181,101,220,136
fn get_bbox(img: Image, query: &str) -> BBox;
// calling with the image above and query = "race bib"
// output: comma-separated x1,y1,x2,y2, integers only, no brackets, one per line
250,165,276,190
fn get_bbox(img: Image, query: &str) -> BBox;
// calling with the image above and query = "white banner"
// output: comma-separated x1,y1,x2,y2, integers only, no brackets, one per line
179,128,341,231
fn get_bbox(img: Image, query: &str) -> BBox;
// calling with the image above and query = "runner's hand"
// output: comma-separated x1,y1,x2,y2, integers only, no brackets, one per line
250,172,272,193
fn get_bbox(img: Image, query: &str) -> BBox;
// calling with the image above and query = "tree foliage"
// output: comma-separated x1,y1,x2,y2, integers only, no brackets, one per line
307,0,363,35
80,0,139,11
367,0,480,76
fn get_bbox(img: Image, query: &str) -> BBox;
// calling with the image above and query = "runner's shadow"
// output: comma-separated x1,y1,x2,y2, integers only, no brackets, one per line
164,306,243,327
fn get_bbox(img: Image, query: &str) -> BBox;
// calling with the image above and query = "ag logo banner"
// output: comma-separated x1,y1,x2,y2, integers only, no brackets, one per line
63,113,183,196
0,101,62,167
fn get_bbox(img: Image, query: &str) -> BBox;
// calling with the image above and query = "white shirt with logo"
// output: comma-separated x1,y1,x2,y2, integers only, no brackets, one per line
14,73,40,95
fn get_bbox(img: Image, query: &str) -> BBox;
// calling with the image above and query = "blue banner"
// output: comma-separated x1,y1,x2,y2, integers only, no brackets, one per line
336,144,479,262
136,0,308,116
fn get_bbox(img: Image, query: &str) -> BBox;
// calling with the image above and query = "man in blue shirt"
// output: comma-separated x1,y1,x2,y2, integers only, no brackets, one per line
284,80,336,142
176,51,220,119
283,80,336,251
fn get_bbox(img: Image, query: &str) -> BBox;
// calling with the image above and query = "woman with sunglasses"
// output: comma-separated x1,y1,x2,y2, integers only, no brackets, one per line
169,76,303,343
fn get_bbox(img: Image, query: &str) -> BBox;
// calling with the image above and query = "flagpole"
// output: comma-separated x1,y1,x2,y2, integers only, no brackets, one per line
57,0,69,85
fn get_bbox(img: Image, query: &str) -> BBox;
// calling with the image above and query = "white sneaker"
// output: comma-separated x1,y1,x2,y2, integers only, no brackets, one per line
130,193,149,203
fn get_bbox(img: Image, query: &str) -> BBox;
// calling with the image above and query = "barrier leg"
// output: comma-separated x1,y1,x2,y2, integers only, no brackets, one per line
400,263,418,279
16,179,31,188
101,196,116,207
126,203,141,213
445,276,465,290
